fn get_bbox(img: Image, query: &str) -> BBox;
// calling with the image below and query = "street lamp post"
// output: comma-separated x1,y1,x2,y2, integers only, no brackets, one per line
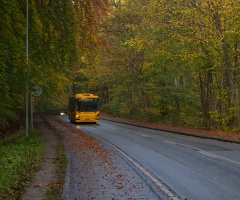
26,0,29,137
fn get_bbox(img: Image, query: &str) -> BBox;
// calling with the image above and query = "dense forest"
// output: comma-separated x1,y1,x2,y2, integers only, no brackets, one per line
1,0,240,132
0,0,108,130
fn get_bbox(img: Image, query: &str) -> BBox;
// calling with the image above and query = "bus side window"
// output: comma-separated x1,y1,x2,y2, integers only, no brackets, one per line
74,102,78,111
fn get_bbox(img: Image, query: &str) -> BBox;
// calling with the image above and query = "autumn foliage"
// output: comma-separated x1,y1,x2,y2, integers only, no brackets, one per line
83,0,240,132
0,0,108,129
2,0,240,132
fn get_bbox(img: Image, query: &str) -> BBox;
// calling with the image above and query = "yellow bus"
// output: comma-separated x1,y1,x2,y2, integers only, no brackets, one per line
68,93,99,123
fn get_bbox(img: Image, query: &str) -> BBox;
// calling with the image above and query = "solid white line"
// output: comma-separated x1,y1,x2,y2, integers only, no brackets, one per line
94,135,180,200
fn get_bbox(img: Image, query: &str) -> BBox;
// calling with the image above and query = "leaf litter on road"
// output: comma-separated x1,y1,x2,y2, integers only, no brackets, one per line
46,116,161,200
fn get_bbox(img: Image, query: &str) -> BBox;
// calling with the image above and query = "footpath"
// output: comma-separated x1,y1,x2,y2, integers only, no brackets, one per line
21,115,60,200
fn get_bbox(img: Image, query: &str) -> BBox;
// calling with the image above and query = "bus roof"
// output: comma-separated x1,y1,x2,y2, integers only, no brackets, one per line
73,93,98,99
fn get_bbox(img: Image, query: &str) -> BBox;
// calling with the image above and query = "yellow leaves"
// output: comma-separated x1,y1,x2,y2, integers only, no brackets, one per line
81,56,86,63
125,24,136,31
124,37,147,52
49,24,54,32
143,62,153,70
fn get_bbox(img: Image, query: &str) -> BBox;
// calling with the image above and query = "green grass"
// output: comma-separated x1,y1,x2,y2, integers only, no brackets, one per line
0,128,44,199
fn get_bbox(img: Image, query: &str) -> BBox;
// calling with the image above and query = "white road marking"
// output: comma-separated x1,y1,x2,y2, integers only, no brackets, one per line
102,122,240,166
199,150,240,165
94,135,180,200
164,140,176,144
141,134,240,165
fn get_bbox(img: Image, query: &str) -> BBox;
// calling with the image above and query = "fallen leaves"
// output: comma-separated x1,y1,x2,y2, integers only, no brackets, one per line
33,184,41,187
45,182,62,187
46,116,159,199
32,182,62,188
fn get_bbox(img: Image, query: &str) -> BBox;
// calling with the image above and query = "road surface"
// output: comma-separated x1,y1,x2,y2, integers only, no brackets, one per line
58,116,240,200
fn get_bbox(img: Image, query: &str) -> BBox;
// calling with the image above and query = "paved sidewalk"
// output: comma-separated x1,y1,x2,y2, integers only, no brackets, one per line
22,115,60,200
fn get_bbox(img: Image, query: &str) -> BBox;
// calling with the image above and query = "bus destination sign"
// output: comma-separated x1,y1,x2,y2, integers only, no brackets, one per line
82,98,97,102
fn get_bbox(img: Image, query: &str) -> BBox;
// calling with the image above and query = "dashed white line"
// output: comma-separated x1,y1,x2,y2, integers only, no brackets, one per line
199,150,240,165
99,122,240,165
107,124,240,166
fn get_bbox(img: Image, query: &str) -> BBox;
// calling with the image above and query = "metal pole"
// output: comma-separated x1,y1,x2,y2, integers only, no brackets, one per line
31,93,33,130
26,86,28,137
26,0,29,137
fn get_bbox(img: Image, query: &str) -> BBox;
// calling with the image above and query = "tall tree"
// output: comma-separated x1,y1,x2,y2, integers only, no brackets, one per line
91,0,240,131
0,0,109,128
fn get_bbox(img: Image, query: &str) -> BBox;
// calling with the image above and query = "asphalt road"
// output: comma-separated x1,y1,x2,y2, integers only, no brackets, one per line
60,116,240,200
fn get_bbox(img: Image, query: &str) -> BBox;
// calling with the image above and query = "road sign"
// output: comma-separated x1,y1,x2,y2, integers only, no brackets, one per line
32,85,42,96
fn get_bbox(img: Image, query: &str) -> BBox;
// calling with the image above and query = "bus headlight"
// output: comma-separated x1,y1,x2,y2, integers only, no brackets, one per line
96,114,99,118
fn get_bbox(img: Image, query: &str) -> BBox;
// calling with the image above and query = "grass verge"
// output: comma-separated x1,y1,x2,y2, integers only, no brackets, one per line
0,128,44,199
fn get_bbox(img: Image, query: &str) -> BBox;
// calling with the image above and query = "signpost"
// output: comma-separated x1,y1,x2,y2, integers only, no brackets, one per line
31,85,43,130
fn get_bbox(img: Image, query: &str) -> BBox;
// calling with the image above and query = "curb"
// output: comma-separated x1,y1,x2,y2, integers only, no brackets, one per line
101,117,240,144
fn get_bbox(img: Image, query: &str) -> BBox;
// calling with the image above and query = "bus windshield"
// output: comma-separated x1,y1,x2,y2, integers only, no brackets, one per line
77,102,98,112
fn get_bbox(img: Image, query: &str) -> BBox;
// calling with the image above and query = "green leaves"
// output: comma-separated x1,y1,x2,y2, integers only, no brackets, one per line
0,0,110,123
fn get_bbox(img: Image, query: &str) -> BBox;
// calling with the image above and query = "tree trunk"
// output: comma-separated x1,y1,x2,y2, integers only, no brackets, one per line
198,72,211,129
222,40,240,129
